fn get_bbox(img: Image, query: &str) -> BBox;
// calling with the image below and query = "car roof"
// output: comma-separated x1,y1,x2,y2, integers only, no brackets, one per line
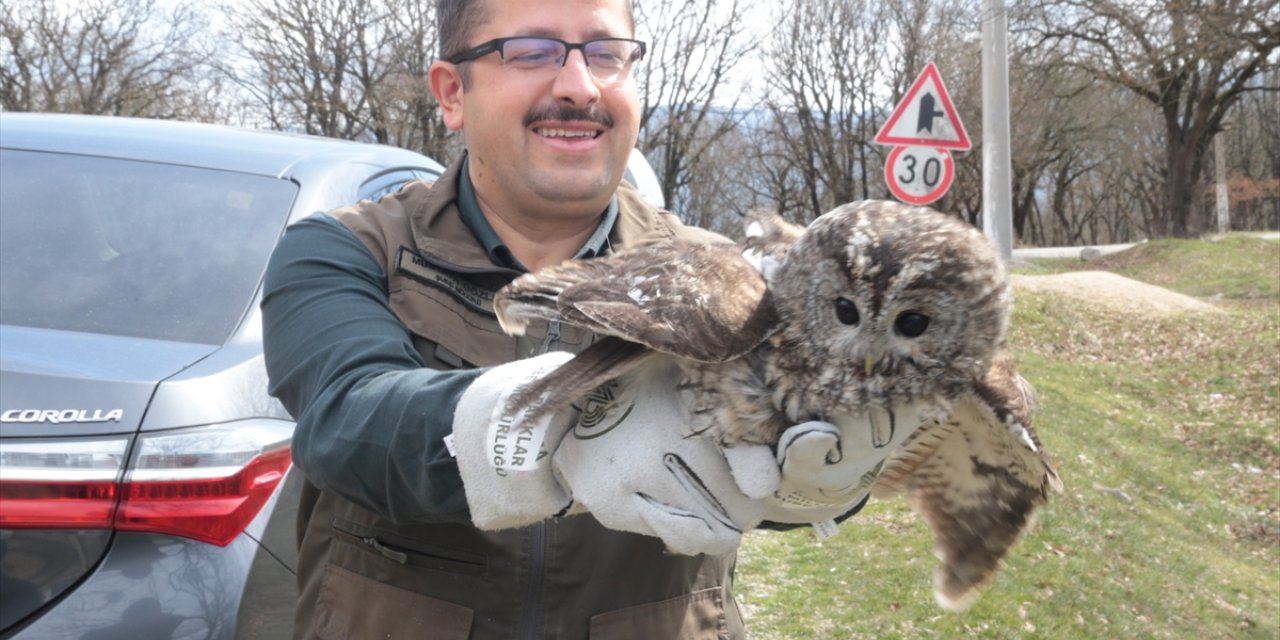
0,112,440,178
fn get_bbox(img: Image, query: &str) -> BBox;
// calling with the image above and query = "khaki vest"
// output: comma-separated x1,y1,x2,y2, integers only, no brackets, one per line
292,157,745,640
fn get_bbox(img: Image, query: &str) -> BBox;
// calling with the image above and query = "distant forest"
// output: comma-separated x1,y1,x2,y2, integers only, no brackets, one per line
4,0,1276,244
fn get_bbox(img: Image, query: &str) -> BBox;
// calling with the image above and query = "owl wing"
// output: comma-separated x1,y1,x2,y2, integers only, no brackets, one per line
495,239,780,362
871,353,1062,611
494,239,781,422
740,210,806,280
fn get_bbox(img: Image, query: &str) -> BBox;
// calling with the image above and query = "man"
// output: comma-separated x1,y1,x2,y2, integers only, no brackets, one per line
262,0,861,637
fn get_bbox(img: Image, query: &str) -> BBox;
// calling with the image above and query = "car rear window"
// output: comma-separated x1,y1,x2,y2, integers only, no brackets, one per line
0,149,297,345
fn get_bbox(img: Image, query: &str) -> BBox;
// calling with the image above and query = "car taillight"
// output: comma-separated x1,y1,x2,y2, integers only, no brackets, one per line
0,420,293,547
115,421,293,546
0,437,130,528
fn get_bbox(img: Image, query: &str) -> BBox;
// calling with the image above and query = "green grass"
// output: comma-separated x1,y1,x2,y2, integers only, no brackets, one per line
736,235,1280,639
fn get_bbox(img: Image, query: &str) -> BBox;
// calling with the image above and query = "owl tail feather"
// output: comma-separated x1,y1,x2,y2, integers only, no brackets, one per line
505,337,655,425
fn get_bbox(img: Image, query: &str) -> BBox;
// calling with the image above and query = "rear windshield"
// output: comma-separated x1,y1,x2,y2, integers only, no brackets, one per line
0,149,297,345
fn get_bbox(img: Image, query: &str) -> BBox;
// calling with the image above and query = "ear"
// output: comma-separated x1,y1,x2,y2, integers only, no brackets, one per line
428,61,466,132
742,209,806,263
744,210,806,245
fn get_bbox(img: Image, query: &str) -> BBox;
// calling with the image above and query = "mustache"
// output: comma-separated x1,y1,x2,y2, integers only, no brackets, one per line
523,103,614,129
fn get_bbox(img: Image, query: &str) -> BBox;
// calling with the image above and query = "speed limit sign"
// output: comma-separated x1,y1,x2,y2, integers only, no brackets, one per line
885,146,954,205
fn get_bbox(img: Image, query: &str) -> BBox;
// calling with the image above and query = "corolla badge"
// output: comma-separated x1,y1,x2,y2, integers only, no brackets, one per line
1,409,125,424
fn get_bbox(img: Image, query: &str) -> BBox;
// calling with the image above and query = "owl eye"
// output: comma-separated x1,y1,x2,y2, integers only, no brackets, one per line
834,297,860,325
895,311,931,337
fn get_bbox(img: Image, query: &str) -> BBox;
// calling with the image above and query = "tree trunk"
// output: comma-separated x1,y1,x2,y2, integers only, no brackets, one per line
1163,127,1202,238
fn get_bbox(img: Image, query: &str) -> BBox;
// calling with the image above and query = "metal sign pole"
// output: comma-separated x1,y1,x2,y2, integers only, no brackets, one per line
982,0,1014,260
1216,132,1230,234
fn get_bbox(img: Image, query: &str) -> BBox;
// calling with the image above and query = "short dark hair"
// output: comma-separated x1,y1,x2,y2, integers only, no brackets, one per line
437,0,491,62
436,0,636,86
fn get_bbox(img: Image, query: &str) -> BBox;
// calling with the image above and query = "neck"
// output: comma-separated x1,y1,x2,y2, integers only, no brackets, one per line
477,199,604,273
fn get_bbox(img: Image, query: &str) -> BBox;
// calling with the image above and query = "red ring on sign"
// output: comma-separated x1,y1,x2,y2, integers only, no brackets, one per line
884,146,954,205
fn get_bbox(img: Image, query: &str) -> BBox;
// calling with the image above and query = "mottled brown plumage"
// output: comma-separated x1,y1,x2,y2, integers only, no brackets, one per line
494,200,1061,608
494,239,779,416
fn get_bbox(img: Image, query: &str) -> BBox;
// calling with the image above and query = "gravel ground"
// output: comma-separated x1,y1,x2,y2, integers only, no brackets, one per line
1011,270,1223,316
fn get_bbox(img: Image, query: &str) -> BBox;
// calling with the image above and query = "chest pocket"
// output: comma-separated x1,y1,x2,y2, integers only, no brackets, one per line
387,247,590,368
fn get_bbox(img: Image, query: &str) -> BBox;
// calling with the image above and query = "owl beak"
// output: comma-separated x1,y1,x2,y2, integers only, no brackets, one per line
865,354,875,377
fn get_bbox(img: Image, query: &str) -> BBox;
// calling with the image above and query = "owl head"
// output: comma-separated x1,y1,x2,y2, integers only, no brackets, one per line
769,200,1010,418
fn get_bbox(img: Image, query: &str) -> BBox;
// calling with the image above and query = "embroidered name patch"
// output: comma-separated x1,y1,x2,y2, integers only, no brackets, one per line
395,247,497,317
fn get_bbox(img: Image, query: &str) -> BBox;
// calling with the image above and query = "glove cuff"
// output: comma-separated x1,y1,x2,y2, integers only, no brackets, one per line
451,352,577,530
757,493,870,532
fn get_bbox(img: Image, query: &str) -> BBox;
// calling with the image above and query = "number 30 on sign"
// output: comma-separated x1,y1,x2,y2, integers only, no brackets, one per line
885,145,954,205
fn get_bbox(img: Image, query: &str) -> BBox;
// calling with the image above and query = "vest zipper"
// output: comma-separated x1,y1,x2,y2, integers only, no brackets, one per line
361,535,408,564
540,318,561,353
518,522,549,640
518,313,558,638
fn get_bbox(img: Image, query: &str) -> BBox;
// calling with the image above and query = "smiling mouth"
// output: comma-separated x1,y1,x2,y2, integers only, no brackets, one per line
534,127,602,140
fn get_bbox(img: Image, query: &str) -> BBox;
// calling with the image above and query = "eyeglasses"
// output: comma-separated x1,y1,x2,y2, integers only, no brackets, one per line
446,37,647,84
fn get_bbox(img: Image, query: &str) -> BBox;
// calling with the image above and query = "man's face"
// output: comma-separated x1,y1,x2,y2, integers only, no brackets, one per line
436,0,641,221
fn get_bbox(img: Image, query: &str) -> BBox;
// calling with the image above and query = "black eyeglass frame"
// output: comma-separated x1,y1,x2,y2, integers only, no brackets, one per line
445,36,648,68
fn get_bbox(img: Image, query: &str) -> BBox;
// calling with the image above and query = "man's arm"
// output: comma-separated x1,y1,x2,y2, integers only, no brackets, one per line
261,214,483,524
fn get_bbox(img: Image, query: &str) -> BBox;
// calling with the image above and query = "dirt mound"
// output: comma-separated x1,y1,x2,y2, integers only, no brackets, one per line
1011,271,1222,316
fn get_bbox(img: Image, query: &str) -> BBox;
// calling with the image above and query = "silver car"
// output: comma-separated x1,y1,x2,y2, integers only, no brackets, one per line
0,113,445,639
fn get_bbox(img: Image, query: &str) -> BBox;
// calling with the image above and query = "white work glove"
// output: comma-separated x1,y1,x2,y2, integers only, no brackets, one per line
452,349,929,549
744,403,931,529
451,351,579,530
552,359,772,556
452,353,778,554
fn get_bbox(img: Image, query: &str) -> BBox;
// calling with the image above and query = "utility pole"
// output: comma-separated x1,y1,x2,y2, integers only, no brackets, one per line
982,0,1013,260
1215,132,1230,235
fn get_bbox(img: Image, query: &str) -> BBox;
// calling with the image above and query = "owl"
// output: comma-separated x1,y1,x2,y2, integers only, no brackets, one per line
495,199,1062,609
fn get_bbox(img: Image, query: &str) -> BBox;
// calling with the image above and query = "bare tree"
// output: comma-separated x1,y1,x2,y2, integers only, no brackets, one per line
226,0,393,139
882,0,972,102
741,118,807,214
223,0,454,159
1222,67,1280,230
635,0,756,223
1,0,215,119
999,17,1123,244
874,0,980,223
1029,0,1280,237
759,0,894,223
380,0,454,158
674,118,759,236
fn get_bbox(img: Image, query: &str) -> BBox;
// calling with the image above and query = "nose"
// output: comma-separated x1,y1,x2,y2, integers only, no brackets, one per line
552,49,601,105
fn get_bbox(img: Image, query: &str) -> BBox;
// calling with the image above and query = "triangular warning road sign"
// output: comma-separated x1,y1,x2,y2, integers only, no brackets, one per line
874,62,971,150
